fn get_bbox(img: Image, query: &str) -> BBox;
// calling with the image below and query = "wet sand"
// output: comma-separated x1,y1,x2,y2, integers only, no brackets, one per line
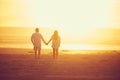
0,48,120,80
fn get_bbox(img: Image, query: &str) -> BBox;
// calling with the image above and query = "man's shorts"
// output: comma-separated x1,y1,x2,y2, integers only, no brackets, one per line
34,45,41,51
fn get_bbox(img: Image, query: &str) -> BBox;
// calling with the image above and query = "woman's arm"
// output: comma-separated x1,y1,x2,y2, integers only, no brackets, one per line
47,36,52,45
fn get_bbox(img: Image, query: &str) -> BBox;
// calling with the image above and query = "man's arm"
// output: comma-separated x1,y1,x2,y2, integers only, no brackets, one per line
41,35,47,44
31,35,34,45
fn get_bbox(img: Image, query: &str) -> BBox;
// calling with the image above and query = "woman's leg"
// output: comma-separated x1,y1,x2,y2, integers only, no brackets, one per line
56,49,58,59
53,48,55,59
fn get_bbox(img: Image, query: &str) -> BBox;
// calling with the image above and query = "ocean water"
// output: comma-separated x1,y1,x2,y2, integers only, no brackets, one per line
0,42,120,50
0,27,120,50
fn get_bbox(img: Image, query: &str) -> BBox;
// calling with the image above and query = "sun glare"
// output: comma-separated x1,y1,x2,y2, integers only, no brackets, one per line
0,0,115,28
0,0,120,50
61,44,97,50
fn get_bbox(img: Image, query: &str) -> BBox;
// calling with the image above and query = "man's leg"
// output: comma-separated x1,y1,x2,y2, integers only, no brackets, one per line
38,50,41,58
34,46,37,58
35,50,37,58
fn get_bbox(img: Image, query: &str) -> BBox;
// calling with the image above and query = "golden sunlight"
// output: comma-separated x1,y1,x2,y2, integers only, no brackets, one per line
0,0,120,50
0,0,116,28
0,1,120,79
61,44,97,50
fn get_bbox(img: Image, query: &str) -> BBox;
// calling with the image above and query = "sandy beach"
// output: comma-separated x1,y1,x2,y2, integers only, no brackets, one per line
0,48,120,80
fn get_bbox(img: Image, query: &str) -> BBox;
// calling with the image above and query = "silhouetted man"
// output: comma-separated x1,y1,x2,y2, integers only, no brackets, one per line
31,28,47,58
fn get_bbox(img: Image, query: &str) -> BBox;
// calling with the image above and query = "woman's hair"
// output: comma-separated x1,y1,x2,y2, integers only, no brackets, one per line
53,30,59,40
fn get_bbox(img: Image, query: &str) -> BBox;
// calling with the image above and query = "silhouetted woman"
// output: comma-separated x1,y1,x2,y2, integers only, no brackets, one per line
47,30,61,59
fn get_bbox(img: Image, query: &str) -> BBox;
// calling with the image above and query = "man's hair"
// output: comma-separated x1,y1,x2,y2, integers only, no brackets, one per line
35,28,39,32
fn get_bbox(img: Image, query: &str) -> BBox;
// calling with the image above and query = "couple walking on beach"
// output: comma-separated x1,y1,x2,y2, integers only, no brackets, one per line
31,28,61,59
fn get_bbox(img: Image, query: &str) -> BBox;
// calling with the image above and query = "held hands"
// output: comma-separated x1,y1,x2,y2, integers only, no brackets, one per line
45,41,50,45
45,42,49,45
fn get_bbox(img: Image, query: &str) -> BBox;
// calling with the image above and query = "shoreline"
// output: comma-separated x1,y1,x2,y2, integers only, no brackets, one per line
0,47,120,55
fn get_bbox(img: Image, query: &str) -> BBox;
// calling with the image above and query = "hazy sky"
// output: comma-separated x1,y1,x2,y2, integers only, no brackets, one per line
0,0,119,29
0,0,120,47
